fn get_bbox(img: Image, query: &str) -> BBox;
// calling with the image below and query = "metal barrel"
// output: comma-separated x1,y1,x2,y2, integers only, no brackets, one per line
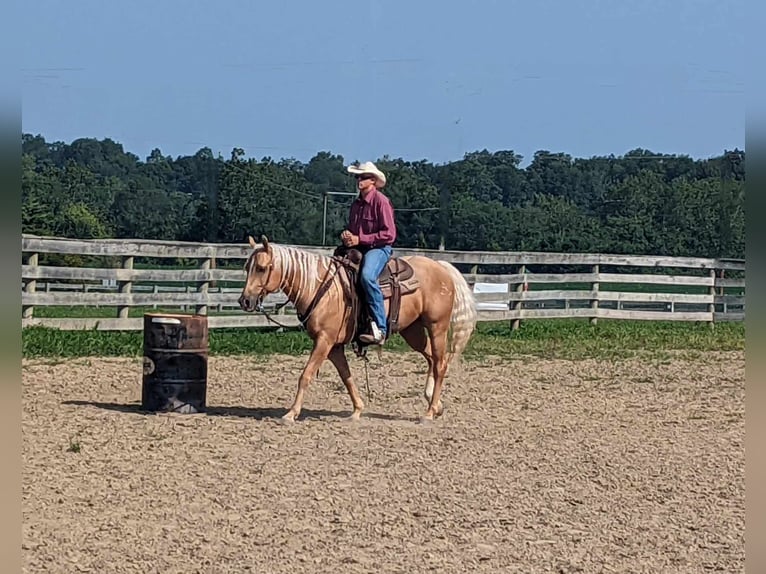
141,313,209,414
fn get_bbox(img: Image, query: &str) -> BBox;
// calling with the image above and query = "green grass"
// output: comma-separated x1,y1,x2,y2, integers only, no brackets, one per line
22,319,745,361
463,319,743,360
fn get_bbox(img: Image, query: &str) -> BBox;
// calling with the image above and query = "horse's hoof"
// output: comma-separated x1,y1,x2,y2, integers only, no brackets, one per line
418,415,434,425
279,413,296,425
342,413,362,423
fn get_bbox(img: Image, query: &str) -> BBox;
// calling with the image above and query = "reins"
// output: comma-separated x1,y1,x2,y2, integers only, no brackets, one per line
258,298,299,329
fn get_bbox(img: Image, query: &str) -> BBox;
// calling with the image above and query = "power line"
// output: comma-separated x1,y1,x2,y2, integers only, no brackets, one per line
222,159,324,201
225,160,443,211
322,200,441,212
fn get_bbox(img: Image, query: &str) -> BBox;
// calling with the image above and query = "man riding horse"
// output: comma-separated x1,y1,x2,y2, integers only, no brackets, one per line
238,159,477,422
340,161,396,346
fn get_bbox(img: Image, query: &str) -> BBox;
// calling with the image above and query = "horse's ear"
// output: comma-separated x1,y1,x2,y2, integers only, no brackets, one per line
248,235,257,249
260,234,271,252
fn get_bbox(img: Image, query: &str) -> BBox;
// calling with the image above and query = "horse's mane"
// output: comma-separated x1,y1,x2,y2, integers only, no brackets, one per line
269,243,338,305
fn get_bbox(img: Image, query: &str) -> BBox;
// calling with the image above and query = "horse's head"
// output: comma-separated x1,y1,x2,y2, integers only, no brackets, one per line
238,235,281,312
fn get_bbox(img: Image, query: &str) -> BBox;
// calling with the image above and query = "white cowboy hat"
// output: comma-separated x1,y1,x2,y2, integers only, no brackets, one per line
347,161,386,188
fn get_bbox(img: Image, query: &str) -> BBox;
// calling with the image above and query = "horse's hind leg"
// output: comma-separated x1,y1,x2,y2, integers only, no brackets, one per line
399,321,442,416
421,319,450,422
328,345,364,420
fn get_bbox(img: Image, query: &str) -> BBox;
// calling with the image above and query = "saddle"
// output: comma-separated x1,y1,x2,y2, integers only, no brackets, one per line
332,246,420,343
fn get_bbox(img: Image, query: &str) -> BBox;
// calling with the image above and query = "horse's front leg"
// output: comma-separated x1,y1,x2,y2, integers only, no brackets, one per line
282,337,333,423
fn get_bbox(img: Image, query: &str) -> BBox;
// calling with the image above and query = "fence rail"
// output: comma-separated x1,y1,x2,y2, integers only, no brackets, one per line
21,234,745,331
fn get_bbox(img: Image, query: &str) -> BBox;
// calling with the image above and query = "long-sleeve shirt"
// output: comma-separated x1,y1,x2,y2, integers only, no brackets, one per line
347,188,397,249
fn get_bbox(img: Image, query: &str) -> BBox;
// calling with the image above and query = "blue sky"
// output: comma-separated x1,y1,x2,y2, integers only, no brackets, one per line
21,0,747,166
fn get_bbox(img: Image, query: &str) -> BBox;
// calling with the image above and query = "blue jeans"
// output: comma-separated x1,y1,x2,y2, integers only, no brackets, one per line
359,246,393,334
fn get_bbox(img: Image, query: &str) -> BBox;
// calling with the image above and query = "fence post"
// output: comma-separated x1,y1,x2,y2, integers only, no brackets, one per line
719,269,727,314
196,257,211,315
22,252,38,319
590,264,599,326
210,257,217,291
468,264,478,290
511,264,525,331
118,256,133,320
708,268,716,328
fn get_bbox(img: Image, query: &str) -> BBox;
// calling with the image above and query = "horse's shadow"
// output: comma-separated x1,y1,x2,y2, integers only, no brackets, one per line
61,400,411,423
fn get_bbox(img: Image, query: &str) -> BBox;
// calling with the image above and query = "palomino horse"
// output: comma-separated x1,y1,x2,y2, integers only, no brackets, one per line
238,235,478,423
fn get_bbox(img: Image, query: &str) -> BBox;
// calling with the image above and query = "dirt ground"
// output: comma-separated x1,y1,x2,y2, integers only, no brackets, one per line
22,350,744,574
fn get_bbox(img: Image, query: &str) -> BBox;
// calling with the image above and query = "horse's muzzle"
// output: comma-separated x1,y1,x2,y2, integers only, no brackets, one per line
238,294,263,313
238,294,254,312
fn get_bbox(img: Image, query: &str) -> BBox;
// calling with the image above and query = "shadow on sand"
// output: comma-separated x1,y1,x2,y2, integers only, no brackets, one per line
61,400,413,423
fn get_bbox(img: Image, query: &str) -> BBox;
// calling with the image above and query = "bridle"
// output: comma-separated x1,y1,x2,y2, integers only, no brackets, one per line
249,260,274,313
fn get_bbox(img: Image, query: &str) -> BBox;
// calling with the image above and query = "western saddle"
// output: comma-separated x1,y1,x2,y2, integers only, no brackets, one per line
332,246,420,345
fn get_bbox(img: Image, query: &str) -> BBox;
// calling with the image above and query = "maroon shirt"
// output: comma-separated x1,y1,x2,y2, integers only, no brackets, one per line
347,188,397,248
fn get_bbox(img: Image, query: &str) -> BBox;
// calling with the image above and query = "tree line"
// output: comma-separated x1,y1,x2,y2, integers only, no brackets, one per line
21,133,745,258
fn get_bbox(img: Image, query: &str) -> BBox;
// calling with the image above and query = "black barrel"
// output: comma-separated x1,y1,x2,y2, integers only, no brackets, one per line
141,313,209,414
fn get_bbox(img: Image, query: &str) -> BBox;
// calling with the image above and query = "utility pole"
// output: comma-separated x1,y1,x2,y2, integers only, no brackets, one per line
322,192,328,246
322,191,358,245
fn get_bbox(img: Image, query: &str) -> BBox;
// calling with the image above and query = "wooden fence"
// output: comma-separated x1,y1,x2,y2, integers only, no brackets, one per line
21,234,745,331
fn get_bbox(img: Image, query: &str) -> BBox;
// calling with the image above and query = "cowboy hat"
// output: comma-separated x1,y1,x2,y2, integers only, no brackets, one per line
347,161,386,188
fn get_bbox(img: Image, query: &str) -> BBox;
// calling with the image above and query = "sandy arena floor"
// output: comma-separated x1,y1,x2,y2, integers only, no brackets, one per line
22,350,744,573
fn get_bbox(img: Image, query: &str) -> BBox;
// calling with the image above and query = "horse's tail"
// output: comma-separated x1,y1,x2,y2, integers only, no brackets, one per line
438,260,478,371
